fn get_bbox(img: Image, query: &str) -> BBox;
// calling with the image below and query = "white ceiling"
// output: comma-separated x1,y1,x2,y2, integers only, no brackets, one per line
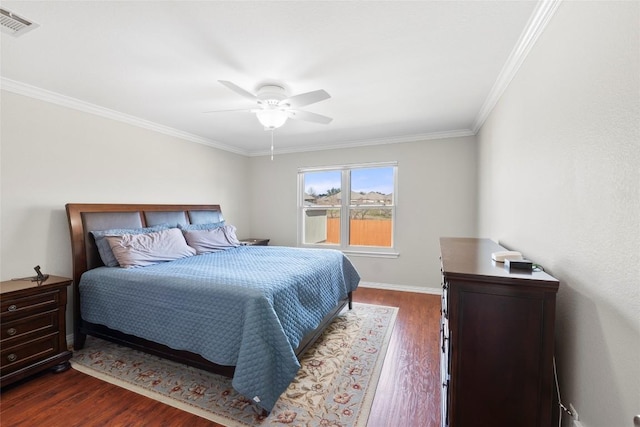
1,1,555,156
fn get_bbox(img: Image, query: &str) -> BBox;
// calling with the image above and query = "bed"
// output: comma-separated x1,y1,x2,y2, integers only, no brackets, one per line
65,203,360,412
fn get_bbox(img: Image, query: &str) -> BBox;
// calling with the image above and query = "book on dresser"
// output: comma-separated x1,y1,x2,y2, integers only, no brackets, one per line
439,237,559,427
1,275,73,387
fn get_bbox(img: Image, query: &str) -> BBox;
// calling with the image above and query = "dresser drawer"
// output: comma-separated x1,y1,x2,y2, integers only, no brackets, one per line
1,309,58,343
1,290,60,319
0,333,60,376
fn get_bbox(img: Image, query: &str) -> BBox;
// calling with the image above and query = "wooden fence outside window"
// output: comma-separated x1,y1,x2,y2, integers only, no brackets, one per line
326,218,392,246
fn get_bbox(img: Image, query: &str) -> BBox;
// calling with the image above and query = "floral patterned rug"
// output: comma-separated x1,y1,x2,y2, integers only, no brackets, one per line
71,303,398,427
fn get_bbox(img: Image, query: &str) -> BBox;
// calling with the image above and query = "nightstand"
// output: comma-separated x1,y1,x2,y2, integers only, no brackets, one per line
240,238,270,246
1,275,73,387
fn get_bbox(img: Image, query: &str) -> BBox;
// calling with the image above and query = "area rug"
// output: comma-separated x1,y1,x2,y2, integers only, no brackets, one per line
70,303,398,427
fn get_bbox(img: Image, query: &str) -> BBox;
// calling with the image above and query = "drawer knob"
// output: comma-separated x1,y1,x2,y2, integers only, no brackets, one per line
7,328,17,336
7,353,17,362
7,304,17,312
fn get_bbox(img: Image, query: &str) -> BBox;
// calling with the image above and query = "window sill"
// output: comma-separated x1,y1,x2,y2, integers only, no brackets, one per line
342,250,400,259
299,244,399,259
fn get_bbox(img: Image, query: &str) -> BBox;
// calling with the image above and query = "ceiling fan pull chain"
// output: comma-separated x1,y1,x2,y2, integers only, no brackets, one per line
270,130,274,161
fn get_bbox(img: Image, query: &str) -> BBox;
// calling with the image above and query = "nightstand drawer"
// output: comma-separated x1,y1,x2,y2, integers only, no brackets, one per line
0,333,59,376
1,290,60,318
1,309,58,343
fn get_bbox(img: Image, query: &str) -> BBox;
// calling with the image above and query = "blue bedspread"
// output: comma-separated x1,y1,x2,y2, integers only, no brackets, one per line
79,245,360,411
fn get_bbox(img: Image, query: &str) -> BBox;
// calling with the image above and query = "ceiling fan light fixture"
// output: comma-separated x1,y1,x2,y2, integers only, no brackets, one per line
213,80,333,130
256,108,288,130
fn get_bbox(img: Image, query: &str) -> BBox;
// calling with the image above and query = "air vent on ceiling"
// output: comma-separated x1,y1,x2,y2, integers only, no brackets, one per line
1,8,39,37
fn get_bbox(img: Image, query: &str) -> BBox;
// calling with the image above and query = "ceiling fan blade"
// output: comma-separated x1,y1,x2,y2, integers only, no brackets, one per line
282,89,330,108
287,109,333,124
218,80,257,101
203,108,253,114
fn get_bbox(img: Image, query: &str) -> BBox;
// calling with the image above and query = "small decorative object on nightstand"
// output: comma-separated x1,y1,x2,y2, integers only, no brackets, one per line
240,238,270,246
1,275,73,387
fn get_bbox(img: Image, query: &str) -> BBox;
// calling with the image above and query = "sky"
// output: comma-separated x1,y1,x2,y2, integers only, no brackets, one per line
304,167,394,195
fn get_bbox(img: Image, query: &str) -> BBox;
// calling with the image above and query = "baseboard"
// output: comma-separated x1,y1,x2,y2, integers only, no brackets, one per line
359,281,442,295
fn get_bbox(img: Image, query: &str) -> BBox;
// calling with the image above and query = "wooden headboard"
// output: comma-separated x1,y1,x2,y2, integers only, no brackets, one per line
66,203,222,283
65,203,222,339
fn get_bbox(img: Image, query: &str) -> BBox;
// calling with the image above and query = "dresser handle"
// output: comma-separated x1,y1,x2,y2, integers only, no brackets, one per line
7,353,17,362
7,328,17,336
7,304,17,311
441,328,448,352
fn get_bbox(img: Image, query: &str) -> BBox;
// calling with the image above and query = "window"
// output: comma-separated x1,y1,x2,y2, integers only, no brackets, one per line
298,162,397,256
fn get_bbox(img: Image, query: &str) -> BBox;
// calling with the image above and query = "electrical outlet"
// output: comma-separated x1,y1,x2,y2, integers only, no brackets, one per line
569,403,579,420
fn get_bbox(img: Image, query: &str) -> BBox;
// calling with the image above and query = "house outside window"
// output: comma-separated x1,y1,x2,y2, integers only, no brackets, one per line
298,162,398,257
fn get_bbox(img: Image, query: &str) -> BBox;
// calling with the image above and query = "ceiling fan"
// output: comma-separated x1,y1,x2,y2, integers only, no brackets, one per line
209,80,333,130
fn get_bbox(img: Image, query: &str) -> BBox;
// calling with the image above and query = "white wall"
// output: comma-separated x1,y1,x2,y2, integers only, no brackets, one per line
1,91,250,331
248,136,478,290
477,2,639,426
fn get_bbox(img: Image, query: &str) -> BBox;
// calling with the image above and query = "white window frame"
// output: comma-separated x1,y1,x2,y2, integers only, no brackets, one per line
297,161,399,258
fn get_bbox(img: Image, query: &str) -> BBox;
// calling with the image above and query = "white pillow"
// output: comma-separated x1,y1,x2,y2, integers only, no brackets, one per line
106,228,196,268
182,225,241,254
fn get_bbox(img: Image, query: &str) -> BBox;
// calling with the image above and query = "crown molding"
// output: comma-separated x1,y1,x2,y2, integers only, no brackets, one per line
0,77,249,156
471,0,562,133
247,128,476,157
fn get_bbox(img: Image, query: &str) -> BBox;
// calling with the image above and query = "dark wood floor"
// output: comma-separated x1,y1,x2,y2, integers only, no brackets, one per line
0,287,441,427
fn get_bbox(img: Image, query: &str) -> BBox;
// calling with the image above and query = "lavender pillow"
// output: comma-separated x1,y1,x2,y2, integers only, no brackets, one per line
106,228,196,268
91,224,171,267
182,225,241,254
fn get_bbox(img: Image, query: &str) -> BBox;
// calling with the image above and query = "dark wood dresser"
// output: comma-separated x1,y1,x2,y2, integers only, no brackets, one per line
439,238,559,427
1,276,72,387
